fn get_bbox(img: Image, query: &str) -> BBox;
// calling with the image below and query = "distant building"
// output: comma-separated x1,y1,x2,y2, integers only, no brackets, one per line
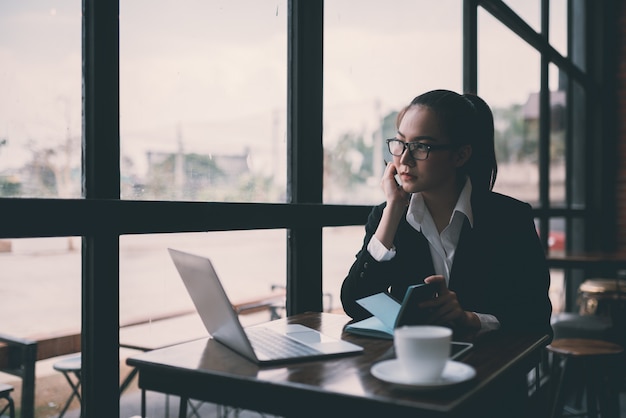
522,90,567,134
144,148,250,200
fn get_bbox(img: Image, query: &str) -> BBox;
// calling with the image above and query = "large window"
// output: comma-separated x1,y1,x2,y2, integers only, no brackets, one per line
0,1,610,416
120,1,288,202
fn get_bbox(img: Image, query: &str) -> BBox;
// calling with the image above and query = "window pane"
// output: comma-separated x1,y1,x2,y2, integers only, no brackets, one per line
550,64,567,207
548,217,565,255
549,269,565,314
0,237,81,415
479,9,541,205
0,4,82,198
323,226,366,313
120,1,288,202
120,231,286,326
323,0,462,205
550,0,568,57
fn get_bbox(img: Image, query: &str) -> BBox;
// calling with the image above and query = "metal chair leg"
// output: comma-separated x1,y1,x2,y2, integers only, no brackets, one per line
178,396,188,418
57,370,82,418
0,383,15,418
53,355,82,418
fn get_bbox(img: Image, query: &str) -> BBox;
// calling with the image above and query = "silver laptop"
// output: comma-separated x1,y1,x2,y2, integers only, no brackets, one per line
168,248,363,365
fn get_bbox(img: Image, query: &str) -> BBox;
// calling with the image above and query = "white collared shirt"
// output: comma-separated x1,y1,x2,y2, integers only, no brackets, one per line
404,179,473,285
367,178,500,331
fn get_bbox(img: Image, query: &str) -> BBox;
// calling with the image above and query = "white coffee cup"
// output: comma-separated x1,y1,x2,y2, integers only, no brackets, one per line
394,325,452,382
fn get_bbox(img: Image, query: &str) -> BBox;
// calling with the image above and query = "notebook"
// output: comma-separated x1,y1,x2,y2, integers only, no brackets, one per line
168,248,363,365
345,283,437,339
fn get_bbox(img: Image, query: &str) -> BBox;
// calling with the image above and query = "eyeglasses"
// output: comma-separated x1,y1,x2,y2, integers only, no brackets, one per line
386,138,454,161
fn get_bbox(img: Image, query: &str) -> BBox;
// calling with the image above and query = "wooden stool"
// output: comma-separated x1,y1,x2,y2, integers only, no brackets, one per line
0,383,15,418
53,354,82,418
547,338,623,418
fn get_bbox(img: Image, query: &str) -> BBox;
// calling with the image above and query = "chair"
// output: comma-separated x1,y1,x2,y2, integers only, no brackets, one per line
52,354,82,418
0,333,37,418
547,338,623,418
0,383,15,418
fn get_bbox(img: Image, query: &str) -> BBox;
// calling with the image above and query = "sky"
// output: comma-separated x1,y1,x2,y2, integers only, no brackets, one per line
0,0,566,178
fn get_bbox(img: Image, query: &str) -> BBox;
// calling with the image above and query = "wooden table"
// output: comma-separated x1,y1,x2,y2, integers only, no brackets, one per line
127,312,549,418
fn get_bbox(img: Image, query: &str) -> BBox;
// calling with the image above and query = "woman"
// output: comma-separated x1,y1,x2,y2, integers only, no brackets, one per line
340,89,552,338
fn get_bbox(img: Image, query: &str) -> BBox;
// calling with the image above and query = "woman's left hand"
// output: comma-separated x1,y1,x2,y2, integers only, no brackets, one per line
421,275,480,332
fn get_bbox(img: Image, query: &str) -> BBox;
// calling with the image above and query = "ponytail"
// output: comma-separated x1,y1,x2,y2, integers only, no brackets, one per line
463,93,498,191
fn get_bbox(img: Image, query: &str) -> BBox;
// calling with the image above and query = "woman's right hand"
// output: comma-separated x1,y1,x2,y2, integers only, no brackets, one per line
382,161,410,207
373,162,410,250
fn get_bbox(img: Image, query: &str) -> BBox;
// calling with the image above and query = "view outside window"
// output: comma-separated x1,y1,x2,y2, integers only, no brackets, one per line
119,0,288,203
550,63,567,208
0,237,81,336
323,226,368,313
550,0,568,57
479,8,542,205
323,0,462,205
0,3,84,414
0,236,82,415
0,2,82,199
119,231,287,323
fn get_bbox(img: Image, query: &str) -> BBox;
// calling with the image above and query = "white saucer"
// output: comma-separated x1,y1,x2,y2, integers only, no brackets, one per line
371,359,476,389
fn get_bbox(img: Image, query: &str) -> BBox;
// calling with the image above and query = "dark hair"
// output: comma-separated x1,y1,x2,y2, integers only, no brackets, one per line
397,89,498,192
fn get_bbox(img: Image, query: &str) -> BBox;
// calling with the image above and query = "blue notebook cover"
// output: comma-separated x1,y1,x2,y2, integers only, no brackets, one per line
345,283,436,339
345,292,401,339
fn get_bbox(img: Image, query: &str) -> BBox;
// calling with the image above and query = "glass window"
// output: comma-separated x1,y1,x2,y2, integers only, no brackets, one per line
0,237,82,415
120,1,288,202
550,0,568,57
550,64,567,207
478,9,541,205
120,230,287,325
323,226,366,313
0,237,81,336
548,217,566,255
0,3,82,198
549,269,565,314
323,0,462,205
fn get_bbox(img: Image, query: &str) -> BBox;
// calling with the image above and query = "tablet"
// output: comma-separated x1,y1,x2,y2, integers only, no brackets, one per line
377,341,474,362
450,341,473,360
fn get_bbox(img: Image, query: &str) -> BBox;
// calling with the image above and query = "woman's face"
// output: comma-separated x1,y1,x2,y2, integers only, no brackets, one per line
393,105,463,196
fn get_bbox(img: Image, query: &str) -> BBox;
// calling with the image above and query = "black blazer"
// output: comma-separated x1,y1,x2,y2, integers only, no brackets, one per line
340,190,553,336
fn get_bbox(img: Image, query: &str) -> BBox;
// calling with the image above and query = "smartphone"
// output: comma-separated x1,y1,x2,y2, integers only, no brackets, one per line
384,160,402,186
394,283,437,328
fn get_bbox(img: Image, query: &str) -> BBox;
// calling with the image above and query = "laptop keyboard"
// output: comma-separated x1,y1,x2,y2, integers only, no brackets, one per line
245,327,323,359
